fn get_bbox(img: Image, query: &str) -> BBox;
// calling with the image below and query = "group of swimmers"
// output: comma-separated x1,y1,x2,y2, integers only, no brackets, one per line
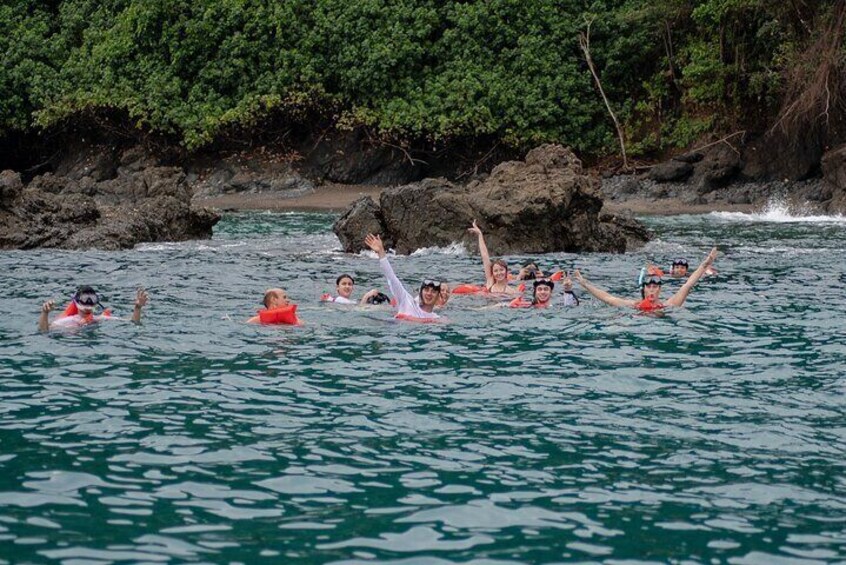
37,221,718,330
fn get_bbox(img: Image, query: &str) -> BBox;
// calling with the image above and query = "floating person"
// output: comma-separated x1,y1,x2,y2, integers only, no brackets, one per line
38,286,147,332
364,233,448,322
517,262,545,281
321,274,386,305
670,258,689,277
466,220,522,295
247,288,302,325
509,279,555,308
575,247,718,312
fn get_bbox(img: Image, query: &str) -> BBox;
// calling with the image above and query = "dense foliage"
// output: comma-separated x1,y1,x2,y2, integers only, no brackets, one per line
1,0,842,154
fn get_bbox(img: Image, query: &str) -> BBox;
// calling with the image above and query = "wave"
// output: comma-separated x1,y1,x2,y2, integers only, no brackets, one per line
710,197,846,224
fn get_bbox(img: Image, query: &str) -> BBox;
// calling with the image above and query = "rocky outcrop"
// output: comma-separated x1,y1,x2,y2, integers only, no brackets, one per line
334,144,652,254
0,146,219,250
189,152,314,200
742,127,824,182
821,144,846,213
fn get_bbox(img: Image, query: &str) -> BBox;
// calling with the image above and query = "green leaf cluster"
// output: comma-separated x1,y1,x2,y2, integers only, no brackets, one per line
0,0,838,154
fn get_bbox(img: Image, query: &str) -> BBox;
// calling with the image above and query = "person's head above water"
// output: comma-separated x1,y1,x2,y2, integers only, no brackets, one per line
335,274,355,299
263,288,290,309
532,279,554,304
72,286,101,313
670,258,689,276
419,279,442,307
641,276,663,299
519,263,545,280
491,259,509,283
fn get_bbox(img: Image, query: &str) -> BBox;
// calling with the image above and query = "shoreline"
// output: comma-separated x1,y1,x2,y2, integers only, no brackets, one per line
195,183,758,216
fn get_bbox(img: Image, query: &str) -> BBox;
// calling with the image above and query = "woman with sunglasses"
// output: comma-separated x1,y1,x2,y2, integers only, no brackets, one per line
574,247,718,312
467,220,521,295
39,286,148,331
364,233,448,322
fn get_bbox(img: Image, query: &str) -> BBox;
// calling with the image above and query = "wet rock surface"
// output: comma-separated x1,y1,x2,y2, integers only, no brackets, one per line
0,146,219,250
334,144,653,254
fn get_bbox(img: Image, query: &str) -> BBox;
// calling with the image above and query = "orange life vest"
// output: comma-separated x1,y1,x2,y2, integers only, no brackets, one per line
258,304,300,325
59,302,112,319
635,297,664,312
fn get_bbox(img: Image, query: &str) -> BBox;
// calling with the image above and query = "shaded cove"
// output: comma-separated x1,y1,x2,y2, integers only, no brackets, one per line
0,211,844,564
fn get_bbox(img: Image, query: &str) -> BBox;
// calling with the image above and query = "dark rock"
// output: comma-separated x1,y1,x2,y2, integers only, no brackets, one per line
0,170,23,202
649,160,694,182
692,143,741,193
673,152,704,164
742,128,823,181
0,146,220,250
822,144,846,213
333,196,388,254
302,129,422,185
54,144,119,182
333,144,651,254
190,155,314,199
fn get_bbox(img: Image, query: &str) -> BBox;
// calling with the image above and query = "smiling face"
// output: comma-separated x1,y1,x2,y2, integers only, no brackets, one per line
420,285,440,307
336,276,354,299
671,264,688,276
533,284,552,304
492,261,508,283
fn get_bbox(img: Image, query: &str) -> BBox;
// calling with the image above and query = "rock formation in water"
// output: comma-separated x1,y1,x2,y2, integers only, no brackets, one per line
333,144,652,254
0,146,219,250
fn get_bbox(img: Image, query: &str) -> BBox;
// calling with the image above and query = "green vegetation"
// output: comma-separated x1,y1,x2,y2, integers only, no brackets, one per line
1,0,842,155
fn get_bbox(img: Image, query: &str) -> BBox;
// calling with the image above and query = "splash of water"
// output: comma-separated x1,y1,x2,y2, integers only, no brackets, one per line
710,196,846,223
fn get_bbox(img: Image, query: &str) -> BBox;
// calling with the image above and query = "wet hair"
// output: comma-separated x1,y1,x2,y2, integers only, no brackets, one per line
492,259,508,273
365,292,390,305
640,276,663,298
336,274,355,286
531,279,554,304
263,289,285,308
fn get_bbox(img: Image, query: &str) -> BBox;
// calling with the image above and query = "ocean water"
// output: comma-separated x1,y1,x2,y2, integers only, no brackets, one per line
1,206,845,564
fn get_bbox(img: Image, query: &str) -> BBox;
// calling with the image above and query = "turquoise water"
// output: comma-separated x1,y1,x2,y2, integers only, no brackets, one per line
1,210,845,564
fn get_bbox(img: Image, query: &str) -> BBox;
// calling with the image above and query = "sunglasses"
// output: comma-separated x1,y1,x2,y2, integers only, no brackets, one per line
421,280,442,290
672,259,689,267
642,277,663,286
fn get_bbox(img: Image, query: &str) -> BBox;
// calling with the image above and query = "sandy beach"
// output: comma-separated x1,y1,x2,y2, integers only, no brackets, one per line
195,183,756,216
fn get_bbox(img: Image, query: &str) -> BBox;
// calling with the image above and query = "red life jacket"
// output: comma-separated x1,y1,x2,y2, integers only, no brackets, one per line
59,302,112,319
258,304,300,325
635,297,664,312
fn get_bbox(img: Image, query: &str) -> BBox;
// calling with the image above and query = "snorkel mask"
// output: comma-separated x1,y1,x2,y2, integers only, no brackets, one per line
640,276,663,298
72,286,101,312
419,279,442,303
671,258,689,268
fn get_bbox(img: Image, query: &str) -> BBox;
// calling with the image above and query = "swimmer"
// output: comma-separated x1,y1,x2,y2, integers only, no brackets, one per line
670,258,689,277
575,247,718,311
247,288,302,325
38,286,147,332
467,220,520,294
321,274,384,305
364,233,447,321
509,279,554,308
517,262,546,281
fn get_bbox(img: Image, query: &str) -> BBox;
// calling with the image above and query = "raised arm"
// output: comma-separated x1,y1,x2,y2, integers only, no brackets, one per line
666,247,718,307
574,270,637,308
365,234,413,307
467,220,493,285
38,300,54,332
131,288,148,324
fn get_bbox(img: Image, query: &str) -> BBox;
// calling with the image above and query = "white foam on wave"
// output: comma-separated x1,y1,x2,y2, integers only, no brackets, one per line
710,197,846,224
410,242,469,256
